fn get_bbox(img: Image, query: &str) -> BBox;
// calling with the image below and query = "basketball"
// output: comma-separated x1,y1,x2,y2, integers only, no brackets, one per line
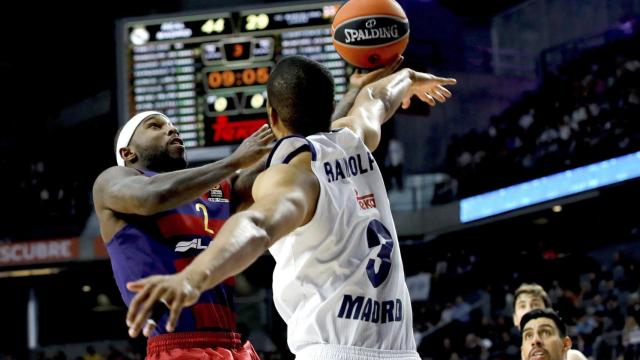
332,0,410,69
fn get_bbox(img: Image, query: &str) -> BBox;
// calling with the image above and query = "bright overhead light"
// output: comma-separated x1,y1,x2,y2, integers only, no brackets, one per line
552,205,562,213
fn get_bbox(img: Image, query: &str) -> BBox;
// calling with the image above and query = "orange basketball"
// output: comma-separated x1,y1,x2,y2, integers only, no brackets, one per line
332,0,410,69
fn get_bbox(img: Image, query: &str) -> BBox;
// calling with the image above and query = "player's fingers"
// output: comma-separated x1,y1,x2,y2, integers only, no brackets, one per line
254,124,270,137
417,92,436,106
401,96,412,109
387,55,404,73
142,319,157,338
433,77,457,85
166,293,186,333
126,278,151,292
368,56,403,79
254,124,273,140
126,282,153,327
130,287,167,338
431,91,447,103
261,130,276,142
365,67,387,78
436,85,452,98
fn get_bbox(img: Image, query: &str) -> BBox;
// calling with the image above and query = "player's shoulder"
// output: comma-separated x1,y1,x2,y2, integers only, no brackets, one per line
93,166,140,191
567,349,587,360
259,152,313,181
266,134,317,168
256,149,315,191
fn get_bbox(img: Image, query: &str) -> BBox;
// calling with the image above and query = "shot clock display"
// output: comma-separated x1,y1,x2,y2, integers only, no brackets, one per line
117,1,348,161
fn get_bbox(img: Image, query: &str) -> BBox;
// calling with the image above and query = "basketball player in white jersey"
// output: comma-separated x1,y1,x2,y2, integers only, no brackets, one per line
125,55,456,359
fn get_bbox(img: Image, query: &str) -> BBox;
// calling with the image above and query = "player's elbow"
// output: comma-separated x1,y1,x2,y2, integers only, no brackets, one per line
136,183,174,215
241,210,274,250
135,193,164,216
245,194,308,248
372,87,394,114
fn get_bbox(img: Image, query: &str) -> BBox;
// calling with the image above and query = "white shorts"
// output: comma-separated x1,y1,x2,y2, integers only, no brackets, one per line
295,344,421,360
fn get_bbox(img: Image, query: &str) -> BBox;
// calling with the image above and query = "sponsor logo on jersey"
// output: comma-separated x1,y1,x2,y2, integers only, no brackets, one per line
337,294,403,324
355,190,376,210
209,185,223,198
175,238,208,252
208,184,228,202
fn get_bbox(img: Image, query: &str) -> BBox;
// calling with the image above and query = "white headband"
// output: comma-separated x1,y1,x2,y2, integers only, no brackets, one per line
116,111,172,166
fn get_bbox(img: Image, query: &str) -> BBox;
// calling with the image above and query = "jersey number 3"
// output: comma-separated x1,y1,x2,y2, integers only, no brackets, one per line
366,219,393,288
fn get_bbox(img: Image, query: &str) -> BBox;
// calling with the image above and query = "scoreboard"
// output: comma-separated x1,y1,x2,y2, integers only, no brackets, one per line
117,1,348,162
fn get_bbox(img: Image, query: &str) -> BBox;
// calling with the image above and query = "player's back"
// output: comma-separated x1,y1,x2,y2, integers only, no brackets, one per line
267,128,419,359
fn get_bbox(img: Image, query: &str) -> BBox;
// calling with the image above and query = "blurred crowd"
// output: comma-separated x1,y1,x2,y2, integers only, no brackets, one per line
440,34,640,201
410,245,640,360
1,157,94,241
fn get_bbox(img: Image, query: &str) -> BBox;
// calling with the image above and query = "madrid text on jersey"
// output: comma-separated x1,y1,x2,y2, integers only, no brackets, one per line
337,294,403,324
323,151,376,183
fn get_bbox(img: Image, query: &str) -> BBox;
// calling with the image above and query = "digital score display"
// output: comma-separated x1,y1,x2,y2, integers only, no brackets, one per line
117,1,348,161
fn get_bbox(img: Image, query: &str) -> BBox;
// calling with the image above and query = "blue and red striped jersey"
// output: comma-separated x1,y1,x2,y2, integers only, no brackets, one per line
107,170,236,336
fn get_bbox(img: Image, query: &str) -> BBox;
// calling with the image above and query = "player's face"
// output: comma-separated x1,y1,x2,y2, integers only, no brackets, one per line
521,318,570,360
514,294,546,328
131,116,187,171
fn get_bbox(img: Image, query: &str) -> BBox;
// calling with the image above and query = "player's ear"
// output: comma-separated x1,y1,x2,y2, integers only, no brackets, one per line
562,336,572,352
120,147,137,165
267,104,279,126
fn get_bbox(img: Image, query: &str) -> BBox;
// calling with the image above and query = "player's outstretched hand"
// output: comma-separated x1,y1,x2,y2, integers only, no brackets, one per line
349,56,404,90
125,273,201,337
228,124,275,169
402,72,457,109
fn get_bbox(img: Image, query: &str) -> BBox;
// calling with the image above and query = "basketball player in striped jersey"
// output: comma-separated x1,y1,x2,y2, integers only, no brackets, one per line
125,56,456,359
93,112,274,359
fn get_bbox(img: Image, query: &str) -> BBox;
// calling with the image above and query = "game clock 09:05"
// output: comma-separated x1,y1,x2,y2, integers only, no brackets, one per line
206,66,271,90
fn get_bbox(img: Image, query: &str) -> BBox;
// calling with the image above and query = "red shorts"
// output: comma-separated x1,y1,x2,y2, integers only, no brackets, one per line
146,331,260,360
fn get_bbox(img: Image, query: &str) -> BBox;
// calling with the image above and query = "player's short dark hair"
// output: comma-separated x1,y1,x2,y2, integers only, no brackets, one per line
267,55,334,136
520,308,567,337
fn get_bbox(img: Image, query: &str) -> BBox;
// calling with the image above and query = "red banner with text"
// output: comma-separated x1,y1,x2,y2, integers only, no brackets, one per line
0,238,80,267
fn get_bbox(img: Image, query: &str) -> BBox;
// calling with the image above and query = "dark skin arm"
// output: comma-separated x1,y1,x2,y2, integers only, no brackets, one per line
125,153,318,337
92,125,274,241
229,155,268,213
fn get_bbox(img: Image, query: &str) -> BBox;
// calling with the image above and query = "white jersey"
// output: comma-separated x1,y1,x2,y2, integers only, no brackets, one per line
267,128,418,360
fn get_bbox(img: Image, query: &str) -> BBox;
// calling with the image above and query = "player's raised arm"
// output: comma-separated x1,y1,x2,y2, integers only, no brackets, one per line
93,124,273,216
331,57,404,122
331,69,456,152
125,153,319,337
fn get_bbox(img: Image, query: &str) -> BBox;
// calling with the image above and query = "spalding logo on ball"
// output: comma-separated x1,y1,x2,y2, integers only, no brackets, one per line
332,0,409,69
